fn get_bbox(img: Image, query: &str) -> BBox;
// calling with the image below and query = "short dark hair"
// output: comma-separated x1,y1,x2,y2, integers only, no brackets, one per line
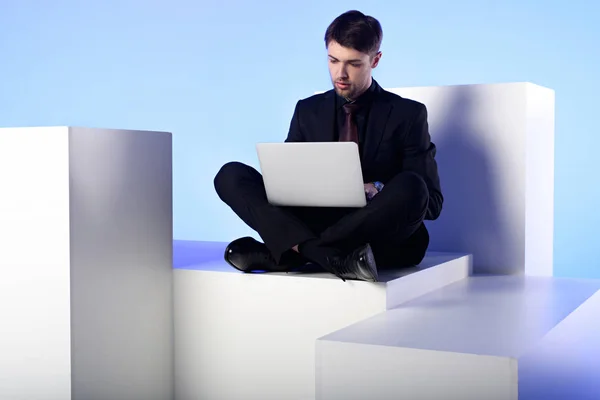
324,10,383,56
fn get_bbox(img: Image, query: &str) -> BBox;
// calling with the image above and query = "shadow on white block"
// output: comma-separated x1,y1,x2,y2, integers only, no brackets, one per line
386,82,554,276
173,240,471,400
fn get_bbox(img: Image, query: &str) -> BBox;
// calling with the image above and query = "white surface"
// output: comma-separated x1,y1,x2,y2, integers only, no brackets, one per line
0,126,173,400
319,275,600,357
256,141,366,207
524,85,555,276
386,82,555,275
518,290,600,399
316,340,518,400
68,127,173,400
384,252,472,309
173,243,471,400
316,275,600,400
0,127,72,400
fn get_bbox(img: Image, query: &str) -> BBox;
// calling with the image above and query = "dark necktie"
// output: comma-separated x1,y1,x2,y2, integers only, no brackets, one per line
340,102,360,144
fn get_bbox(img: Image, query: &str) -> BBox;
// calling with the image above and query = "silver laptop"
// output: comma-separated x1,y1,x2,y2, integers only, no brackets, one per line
256,142,366,208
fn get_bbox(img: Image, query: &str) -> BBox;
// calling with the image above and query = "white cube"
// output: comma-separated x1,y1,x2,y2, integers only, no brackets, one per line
0,127,173,400
316,275,600,400
387,83,555,276
173,241,471,400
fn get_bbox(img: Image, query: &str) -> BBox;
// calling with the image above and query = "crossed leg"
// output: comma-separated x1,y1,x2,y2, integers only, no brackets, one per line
214,161,429,270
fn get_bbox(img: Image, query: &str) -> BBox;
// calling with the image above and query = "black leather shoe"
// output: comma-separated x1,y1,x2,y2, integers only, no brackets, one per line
326,243,378,282
224,237,288,272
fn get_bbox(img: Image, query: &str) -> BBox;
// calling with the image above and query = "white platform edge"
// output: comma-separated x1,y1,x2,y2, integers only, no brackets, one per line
524,83,555,277
386,253,472,310
0,126,72,400
315,340,518,400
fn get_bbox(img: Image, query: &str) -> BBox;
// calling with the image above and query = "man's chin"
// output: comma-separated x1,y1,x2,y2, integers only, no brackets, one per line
334,86,352,98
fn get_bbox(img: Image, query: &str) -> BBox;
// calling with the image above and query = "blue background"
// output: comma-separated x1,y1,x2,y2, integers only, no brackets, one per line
1,0,598,279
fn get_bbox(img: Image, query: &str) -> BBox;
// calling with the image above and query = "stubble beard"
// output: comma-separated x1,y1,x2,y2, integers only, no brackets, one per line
333,80,356,101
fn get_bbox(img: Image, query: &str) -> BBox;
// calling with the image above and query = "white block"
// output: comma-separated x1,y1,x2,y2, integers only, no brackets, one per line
386,83,555,276
518,290,600,399
316,275,600,400
0,127,173,400
316,341,518,400
173,240,471,400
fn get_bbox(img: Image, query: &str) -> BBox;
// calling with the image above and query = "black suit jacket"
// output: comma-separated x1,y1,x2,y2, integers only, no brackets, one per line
284,80,443,221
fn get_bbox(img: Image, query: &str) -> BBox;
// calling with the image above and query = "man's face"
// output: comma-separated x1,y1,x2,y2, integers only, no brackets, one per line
327,40,381,101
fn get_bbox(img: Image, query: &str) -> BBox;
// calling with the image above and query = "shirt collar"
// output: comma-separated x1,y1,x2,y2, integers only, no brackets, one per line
336,78,376,108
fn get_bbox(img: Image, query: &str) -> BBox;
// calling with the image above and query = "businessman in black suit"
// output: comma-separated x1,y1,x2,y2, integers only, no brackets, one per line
214,10,443,282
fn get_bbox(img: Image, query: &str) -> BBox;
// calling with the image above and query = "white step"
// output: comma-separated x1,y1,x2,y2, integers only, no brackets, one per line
316,275,600,400
0,127,174,400
173,240,471,400
518,289,600,400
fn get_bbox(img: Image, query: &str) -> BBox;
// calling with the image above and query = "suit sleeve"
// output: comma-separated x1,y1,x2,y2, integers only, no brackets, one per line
402,103,443,220
284,101,305,142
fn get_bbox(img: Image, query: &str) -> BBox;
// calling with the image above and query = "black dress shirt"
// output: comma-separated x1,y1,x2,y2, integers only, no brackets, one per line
334,79,377,157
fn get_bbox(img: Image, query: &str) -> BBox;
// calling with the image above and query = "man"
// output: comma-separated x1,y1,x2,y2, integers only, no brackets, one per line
214,10,443,282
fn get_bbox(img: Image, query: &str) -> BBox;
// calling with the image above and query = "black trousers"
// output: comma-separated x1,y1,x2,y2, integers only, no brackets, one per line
214,161,430,269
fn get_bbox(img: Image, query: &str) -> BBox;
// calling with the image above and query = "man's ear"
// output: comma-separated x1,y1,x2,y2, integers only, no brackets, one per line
371,51,382,68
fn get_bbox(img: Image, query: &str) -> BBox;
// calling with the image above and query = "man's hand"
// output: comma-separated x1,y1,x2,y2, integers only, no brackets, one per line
364,183,379,201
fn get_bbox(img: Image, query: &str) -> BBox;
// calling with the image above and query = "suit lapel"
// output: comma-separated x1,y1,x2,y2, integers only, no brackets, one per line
316,91,336,141
363,95,392,166
313,84,393,159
